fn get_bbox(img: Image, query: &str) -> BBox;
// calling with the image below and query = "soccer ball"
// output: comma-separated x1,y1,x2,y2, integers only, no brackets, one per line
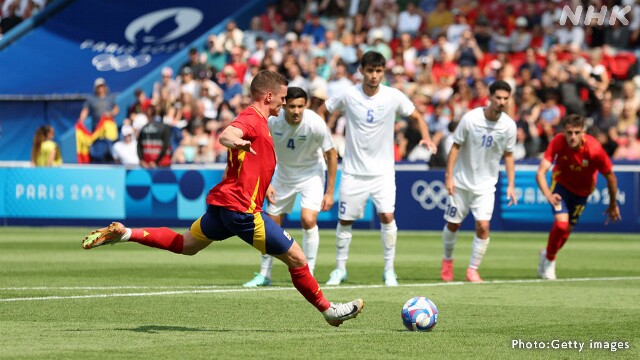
401,296,438,331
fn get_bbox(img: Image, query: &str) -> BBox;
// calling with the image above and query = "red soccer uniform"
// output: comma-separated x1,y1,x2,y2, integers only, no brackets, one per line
543,133,613,197
207,107,276,213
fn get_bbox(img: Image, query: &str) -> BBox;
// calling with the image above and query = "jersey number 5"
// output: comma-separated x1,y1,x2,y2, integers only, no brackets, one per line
366,109,374,123
287,138,295,150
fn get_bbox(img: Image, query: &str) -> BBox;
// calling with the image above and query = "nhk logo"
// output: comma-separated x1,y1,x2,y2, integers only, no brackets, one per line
559,5,631,26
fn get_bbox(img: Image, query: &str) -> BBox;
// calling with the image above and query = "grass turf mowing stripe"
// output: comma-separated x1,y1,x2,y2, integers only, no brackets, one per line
2,276,639,302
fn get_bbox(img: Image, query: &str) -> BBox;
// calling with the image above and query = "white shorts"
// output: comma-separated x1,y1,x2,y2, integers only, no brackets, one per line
266,175,325,215
443,188,495,223
338,172,395,221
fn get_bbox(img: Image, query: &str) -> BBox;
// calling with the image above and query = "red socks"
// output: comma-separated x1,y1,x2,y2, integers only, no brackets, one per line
289,264,331,312
546,221,570,261
130,228,184,254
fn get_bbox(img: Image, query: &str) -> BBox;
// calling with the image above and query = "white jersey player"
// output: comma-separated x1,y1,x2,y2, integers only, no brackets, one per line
318,51,437,286
243,87,337,287
440,80,518,283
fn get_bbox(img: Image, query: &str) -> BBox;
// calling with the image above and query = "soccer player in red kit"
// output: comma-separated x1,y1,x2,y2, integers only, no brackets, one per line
82,71,364,326
536,114,621,280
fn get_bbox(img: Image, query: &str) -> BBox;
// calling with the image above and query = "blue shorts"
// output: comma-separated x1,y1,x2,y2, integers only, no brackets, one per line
190,205,295,255
550,182,588,225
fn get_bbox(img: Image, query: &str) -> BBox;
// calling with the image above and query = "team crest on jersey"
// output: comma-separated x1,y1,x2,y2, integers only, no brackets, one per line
274,132,283,136
298,135,307,141
582,159,589,167
283,230,292,241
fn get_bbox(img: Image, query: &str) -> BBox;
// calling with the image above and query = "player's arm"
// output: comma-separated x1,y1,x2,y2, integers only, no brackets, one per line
445,143,460,195
603,171,621,224
503,151,517,206
408,109,437,154
219,125,256,155
536,158,561,207
317,102,341,130
321,147,338,211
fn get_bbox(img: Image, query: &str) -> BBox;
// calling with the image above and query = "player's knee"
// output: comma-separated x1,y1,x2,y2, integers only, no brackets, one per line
447,222,461,232
379,213,394,223
554,221,570,232
300,215,317,229
475,221,490,238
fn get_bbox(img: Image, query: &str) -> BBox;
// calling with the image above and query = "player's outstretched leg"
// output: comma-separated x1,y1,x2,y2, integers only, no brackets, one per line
82,222,126,249
83,223,186,254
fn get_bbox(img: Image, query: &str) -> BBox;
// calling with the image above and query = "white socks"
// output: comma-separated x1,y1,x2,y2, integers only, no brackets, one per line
469,236,490,270
258,226,320,279
380,220,397,272
122,228,132,241
442,225,457,260
302,226,319,275
335,223,353,272
259,254,274,279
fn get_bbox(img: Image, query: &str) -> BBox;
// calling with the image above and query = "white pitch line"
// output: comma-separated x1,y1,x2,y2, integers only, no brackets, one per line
1,276,639,303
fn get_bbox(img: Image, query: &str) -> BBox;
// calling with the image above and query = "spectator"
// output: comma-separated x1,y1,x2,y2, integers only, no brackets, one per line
181,48,208,81
112,125,139,166
127,88,152,118
0,1,22,35
243,16,267,53
510,17,532,52
31,125,61,167
367,11,393,44
220,66,243,107
217,19,244,52
518,48,543,81
179,67,200,100
77,78,119,132
260,3,283,33
367,30,392,60
396,2,422,37
446,9,470,46
227,46,248,84
137,114,172,168
204,34,226,74
327,61,353,99
613,125,640,160
426,1,453,37
152,67,180,107
302,12,326,45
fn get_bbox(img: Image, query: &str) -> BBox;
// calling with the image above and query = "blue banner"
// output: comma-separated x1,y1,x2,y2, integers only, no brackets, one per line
0,0,251,95
4,167,125,219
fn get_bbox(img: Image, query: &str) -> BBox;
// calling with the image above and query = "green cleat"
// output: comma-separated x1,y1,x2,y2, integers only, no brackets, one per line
242,273,271,287
82,222,126,249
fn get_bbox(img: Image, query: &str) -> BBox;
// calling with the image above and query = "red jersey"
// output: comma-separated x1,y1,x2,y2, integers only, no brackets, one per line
543,133,613,197
207,107,276,213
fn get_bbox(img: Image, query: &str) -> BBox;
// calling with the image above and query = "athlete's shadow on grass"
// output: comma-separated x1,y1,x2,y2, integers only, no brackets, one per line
121,325,212,333
117,325,285,333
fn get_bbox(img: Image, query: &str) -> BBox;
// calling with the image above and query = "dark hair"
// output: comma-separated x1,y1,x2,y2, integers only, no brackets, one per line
250,70,289,99
562,114,585,128
361,51,386,68
286,87,308,102
489,80,512,95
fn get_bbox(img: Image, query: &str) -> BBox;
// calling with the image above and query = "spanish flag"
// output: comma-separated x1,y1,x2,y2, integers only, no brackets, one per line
75,115,119,163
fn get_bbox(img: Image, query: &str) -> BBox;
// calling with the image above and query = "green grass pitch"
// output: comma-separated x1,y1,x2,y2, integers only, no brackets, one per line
0,227,638,359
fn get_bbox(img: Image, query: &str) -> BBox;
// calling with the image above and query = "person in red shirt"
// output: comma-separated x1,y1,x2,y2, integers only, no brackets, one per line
81,71,363,327
536,114,621,280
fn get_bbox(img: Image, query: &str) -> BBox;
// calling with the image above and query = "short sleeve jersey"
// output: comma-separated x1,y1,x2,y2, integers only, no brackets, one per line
543,133,612,197
268,108,334,184
452,107,517,194
325,84,415,175
207,107,276,213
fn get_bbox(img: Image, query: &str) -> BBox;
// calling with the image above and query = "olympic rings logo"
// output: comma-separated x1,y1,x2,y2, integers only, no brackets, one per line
92,54,152,72
411,180,449,211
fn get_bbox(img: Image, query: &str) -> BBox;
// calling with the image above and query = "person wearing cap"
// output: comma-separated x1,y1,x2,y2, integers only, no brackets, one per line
152,67,180,105
112,125,139,166
77,77,119,132
301,11,326,45
220,65,243,105
510,17,532,52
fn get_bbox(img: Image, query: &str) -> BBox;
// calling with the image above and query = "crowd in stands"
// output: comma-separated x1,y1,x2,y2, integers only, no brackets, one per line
0,0,49,37
101,0,640,166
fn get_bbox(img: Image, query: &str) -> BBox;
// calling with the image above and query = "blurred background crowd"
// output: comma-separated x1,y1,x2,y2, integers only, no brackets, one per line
19,0,640,167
